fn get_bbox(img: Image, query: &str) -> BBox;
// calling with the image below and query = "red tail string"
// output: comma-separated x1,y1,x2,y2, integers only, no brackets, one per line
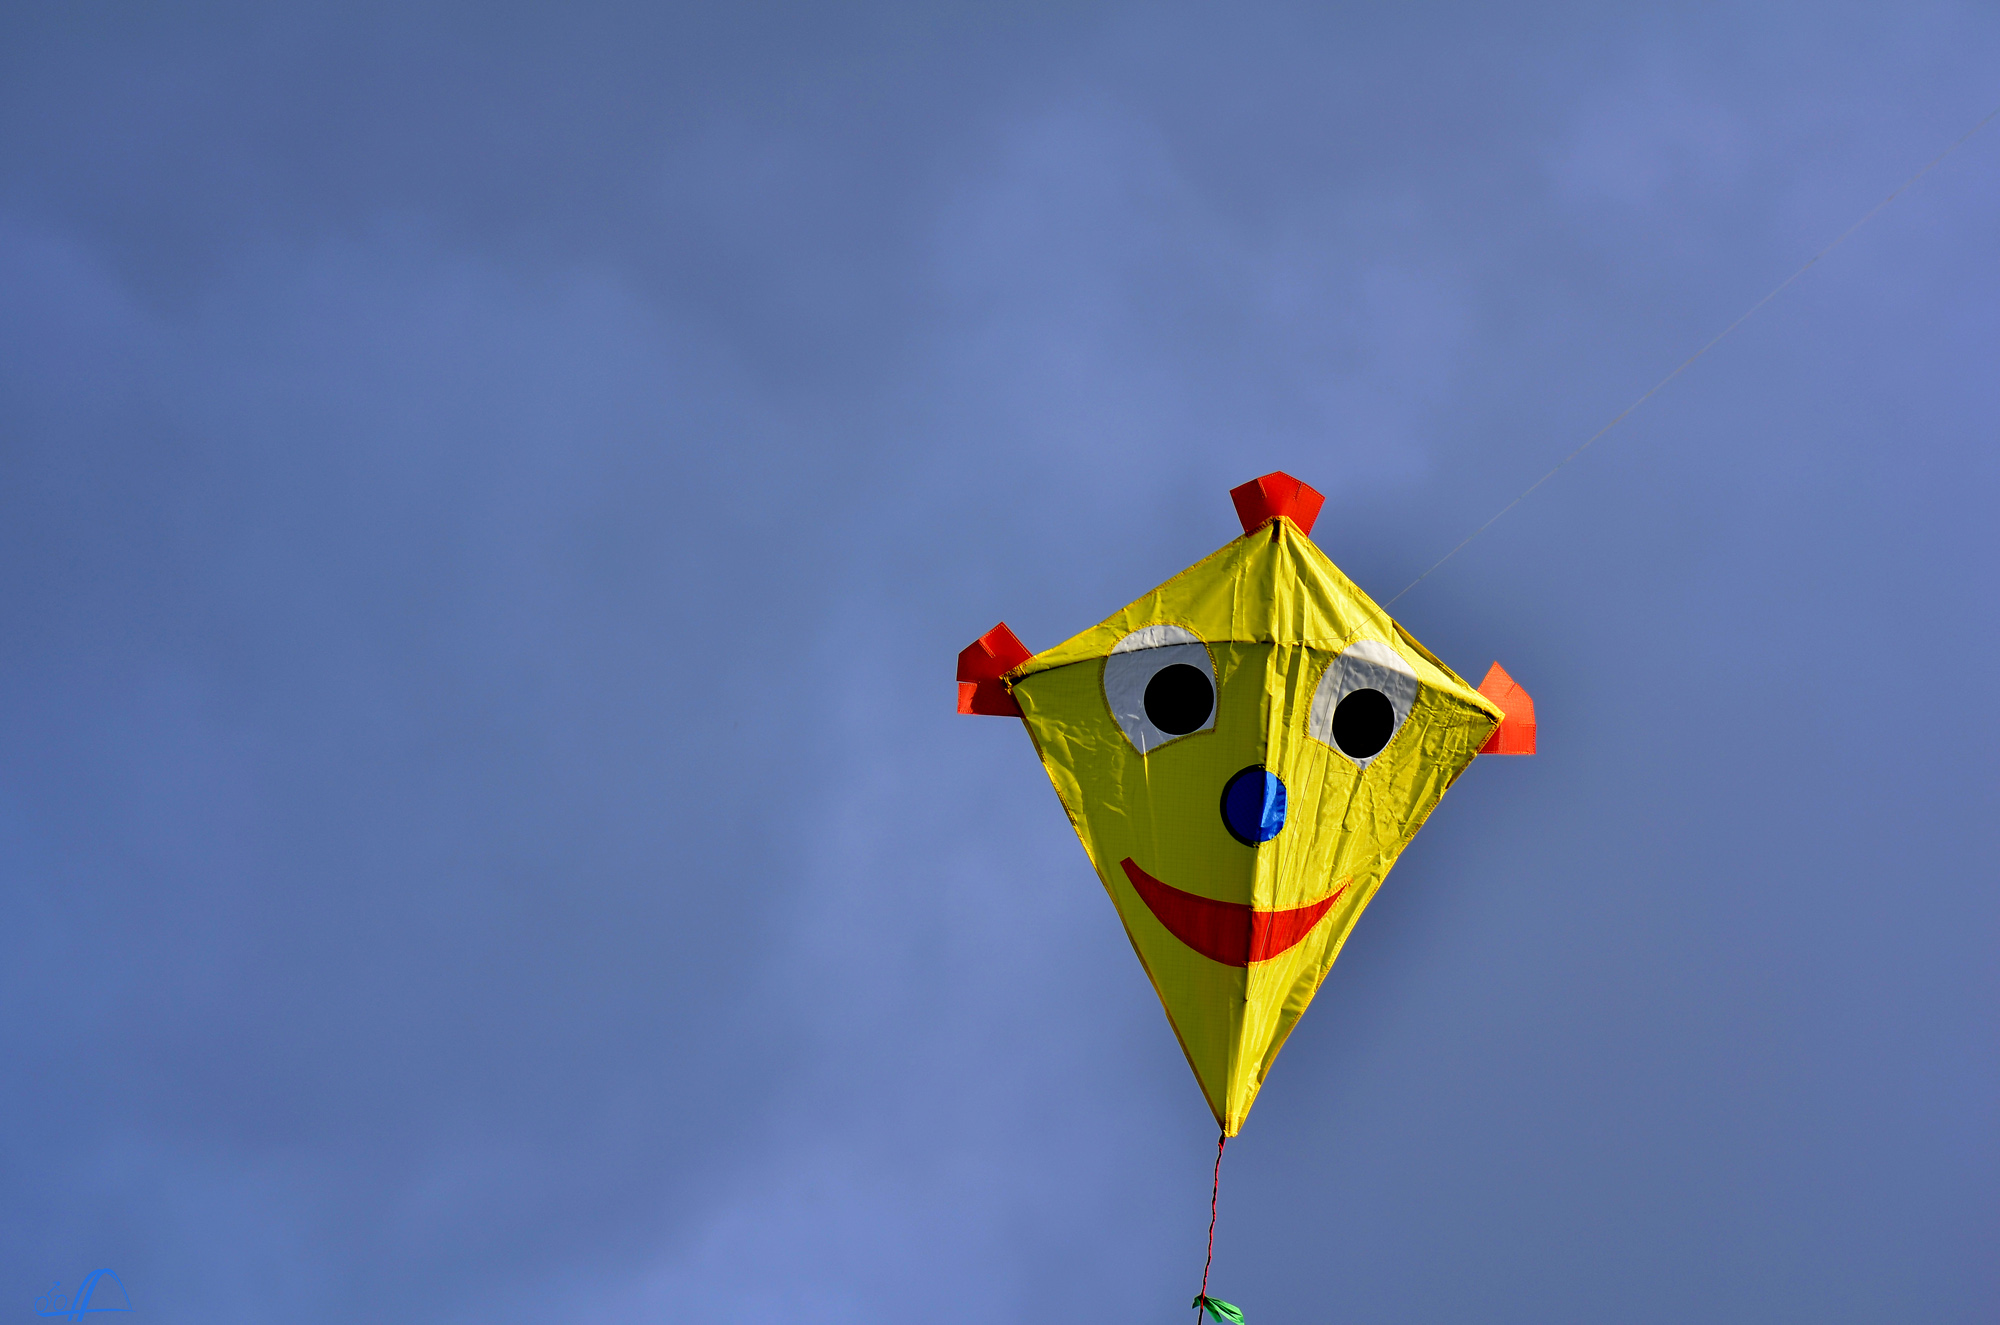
1193,1132,1225,1321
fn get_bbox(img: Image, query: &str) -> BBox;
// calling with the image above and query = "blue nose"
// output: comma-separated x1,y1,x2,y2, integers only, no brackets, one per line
1221,766,1287,845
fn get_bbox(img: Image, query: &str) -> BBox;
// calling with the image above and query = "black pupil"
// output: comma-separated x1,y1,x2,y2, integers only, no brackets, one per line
1331,688,1395,758
1143,664,1214,736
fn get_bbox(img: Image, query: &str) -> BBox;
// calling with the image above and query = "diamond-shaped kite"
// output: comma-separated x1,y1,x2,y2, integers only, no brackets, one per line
958,471,1535,1135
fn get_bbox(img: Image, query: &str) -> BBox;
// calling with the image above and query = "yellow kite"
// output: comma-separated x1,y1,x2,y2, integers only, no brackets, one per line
957,472,1535,1138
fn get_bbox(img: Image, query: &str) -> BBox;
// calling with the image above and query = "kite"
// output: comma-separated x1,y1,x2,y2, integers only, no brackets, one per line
956,472,1535,1321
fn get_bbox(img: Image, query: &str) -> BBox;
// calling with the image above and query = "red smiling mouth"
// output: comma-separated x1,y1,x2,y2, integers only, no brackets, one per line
1119,858,1347,968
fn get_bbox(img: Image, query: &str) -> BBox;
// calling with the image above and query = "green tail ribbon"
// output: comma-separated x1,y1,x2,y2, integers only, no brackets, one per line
1192,1294,1244,1324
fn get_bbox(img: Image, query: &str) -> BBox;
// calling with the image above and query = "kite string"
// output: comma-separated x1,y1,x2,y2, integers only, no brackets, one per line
1193,1132,1225,1323
1383,99,2000,608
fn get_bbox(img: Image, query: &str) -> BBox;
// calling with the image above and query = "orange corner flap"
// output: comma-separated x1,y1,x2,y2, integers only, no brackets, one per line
956,622,1031,716
1476,662,1536,755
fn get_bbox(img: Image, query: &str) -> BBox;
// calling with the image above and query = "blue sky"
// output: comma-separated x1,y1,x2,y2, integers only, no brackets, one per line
2,5,1996,1322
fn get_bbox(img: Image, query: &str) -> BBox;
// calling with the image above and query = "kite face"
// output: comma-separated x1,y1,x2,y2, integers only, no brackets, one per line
958,474,1534,1135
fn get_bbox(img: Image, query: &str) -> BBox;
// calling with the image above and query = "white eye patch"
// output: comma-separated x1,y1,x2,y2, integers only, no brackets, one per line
1308,638,1418,768
1103,625,1216,755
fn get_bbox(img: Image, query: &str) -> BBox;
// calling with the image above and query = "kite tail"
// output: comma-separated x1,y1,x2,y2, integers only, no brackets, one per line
1200,1133,1223,1303
1190,1134,1245,1325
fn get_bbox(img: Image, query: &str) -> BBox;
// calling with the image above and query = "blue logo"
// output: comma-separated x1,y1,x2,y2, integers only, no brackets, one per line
33,1271,132,1320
